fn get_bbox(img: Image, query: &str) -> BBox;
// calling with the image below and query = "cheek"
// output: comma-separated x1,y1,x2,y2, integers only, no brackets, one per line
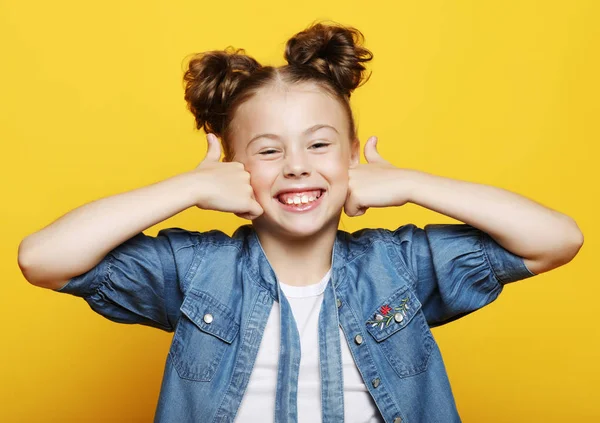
326,161,350,184
247,165,276,195
321,163,350,203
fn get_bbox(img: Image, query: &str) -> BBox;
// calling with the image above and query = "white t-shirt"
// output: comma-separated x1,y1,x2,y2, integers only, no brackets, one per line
235,269,383,422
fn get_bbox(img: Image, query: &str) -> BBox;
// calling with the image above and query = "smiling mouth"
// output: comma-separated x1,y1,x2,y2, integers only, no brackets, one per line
275,189,325,207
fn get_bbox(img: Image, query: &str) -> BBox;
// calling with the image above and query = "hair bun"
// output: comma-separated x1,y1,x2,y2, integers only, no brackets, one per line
284,21,373,97
183,47,261,135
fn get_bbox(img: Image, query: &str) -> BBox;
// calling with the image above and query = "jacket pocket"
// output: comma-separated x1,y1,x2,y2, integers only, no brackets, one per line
169,288,240,382
365,285,435,378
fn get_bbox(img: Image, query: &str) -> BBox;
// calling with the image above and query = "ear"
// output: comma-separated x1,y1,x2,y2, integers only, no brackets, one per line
349,137,360,167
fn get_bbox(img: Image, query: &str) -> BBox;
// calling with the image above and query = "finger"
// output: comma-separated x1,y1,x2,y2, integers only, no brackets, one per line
364,136,388,165
237,208,263,220
343,197,359,217
248,200,264,219
236,199,264,220
236,212,253,220
345,198,368,217
202,133,222,163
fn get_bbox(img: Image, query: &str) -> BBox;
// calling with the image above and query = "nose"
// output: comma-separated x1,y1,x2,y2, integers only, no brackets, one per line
283,150,311,178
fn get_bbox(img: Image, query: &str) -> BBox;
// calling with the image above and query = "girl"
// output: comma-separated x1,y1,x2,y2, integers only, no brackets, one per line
18,21,583,423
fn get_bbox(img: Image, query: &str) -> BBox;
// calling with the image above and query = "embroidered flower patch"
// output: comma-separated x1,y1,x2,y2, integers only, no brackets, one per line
366,296,410,330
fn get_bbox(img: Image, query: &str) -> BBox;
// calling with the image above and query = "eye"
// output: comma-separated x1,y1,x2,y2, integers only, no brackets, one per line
310,142,330,149
259,149,279,155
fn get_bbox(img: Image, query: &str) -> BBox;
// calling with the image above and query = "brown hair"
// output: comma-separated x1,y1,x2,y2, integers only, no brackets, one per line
182,20,374,161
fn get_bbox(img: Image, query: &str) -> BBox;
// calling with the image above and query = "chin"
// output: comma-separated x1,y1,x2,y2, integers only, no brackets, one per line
279,222,329,239
259,209,342,240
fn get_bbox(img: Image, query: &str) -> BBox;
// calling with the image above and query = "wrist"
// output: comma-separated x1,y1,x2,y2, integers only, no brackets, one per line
396,168,427,205
180,170,211,207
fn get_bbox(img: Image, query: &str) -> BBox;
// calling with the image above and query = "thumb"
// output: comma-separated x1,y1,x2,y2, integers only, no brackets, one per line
235,199,264,220
202,133,222,163
364,136,387,164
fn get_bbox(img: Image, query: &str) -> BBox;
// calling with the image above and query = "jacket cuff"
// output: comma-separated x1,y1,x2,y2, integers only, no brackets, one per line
479,231,537,284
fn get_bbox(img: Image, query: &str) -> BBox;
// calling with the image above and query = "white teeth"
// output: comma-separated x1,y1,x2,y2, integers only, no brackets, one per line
280,191,323,206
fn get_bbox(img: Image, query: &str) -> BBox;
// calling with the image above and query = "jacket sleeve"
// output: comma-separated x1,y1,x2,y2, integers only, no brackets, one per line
389,223,537,328
53,228,196,332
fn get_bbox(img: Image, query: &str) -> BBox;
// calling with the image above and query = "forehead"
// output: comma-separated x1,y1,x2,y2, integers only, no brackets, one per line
231,83,348,143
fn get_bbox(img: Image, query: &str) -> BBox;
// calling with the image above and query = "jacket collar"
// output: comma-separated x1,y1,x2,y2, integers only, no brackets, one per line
234,224,348,300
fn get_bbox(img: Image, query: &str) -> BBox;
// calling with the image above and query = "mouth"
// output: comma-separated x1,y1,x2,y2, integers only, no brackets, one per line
274,189,326,212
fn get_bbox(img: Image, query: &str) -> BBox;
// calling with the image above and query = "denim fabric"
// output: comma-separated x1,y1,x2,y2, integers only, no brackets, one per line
55,223,536,423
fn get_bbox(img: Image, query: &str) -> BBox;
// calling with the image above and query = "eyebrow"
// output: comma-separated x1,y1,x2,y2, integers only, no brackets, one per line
247,124,339,147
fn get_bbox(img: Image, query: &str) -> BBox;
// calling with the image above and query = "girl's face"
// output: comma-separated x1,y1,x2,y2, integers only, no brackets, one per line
229,82,359,238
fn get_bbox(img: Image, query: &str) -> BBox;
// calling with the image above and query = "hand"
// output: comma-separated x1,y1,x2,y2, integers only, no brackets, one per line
344,136,412,217
192,133,263,220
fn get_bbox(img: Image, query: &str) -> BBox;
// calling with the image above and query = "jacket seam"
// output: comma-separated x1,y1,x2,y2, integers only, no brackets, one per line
180,239,241,294
379,233,419,287
177,243,201,288
158,238,178,332
477,231,503,285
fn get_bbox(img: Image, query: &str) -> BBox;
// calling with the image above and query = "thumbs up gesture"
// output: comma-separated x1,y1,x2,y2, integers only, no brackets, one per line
192,133,263,220
344,136,412,217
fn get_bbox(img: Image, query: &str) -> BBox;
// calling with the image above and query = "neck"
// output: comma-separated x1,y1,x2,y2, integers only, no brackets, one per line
252,219,338,287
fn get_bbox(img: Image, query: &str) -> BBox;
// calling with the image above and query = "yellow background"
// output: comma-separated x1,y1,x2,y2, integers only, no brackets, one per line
2,0,598,421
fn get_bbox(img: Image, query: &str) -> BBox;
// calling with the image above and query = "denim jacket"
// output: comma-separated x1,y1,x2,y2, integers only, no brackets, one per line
55,223,536,423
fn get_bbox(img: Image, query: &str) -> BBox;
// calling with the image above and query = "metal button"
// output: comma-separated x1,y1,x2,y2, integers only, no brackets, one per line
394,418,402,423
203,313,213,324
372,377,380,388
354,334,363,345
336,298,342,308
394,312,404,323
